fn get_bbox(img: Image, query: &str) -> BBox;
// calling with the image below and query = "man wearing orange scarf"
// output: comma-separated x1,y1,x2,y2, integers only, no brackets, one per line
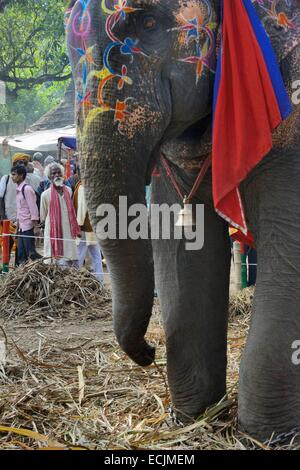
40,162,80,266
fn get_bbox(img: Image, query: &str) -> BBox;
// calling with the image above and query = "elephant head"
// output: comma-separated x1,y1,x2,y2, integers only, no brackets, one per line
67,0,220,365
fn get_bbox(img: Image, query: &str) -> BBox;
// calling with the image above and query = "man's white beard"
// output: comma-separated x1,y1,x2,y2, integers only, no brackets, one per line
54,177,64,187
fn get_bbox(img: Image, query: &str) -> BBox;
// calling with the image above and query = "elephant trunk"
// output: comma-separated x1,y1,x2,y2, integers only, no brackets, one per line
101,237,155,367
79,121,155,367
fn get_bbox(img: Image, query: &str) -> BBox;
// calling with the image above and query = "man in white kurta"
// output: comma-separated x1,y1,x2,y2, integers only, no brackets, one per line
40,163,78,265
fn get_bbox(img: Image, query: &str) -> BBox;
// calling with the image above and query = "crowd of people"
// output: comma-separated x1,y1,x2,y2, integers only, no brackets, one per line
0,152,104,283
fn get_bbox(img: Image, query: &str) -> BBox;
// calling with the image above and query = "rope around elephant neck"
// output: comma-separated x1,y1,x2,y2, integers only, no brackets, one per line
161,154,212,204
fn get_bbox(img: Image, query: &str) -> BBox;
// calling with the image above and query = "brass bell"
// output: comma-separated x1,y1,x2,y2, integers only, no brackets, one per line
176,197,195,227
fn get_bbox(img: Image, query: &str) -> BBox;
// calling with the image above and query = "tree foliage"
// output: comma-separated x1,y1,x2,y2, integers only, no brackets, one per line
0,0,72,126
0,0,71,96
0,81,69,126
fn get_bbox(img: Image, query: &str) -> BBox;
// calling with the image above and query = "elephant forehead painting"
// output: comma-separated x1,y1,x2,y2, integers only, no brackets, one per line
67,0,220,139
67,0,300,445
67,0,299,139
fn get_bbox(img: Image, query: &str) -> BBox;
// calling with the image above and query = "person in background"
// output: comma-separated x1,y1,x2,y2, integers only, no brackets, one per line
66,162,80,193
27,162,41,192
0,153,31,262
32,152,44,178
61,158,73,186
37,156,70,199
27,161,42,248
10,165,41,265
0,153,31,224
12,152,30,167
73,179,104,282
40,163,80,267
0,171,18,225
45,155,56,164
36,155,55,199
12,152,41,191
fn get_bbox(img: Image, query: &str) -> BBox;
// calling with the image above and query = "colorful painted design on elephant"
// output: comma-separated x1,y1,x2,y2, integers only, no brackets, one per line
64,7,73,29
254,0,299,31
69,0,146,136
174,0,216,83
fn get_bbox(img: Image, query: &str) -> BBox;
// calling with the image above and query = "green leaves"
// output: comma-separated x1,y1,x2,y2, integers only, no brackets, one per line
0,0,71,126
0,0,70,89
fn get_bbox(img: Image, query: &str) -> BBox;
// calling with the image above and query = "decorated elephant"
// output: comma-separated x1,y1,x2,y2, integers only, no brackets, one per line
66,0,300,442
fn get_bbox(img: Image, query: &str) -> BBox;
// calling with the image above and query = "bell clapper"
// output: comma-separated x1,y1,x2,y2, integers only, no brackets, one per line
176,196,194,227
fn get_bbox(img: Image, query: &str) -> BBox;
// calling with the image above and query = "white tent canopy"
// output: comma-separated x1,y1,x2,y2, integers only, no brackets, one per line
1,125,76,152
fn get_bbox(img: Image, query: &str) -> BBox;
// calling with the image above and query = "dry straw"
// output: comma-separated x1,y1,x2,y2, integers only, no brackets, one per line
0,259,111,322
0,266,297,450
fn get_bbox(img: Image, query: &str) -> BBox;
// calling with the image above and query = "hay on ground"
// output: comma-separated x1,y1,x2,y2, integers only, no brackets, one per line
0,260,111,321
0,279,297,450
229,286,254,319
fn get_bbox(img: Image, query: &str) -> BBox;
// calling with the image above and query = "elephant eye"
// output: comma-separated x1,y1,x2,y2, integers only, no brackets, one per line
142,15,157,32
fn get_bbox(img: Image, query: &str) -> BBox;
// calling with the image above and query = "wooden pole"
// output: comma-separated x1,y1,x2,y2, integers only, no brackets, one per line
233,241,242,292
2,219,10,273
240,243,248,289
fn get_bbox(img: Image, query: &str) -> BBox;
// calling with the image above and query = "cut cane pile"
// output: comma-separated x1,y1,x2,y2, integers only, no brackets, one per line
0,260,111,321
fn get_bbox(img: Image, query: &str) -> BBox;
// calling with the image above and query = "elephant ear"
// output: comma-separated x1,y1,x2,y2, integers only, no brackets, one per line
212,0,292,242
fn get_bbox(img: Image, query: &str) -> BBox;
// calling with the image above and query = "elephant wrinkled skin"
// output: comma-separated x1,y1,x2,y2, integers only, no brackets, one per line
67,0,300,442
